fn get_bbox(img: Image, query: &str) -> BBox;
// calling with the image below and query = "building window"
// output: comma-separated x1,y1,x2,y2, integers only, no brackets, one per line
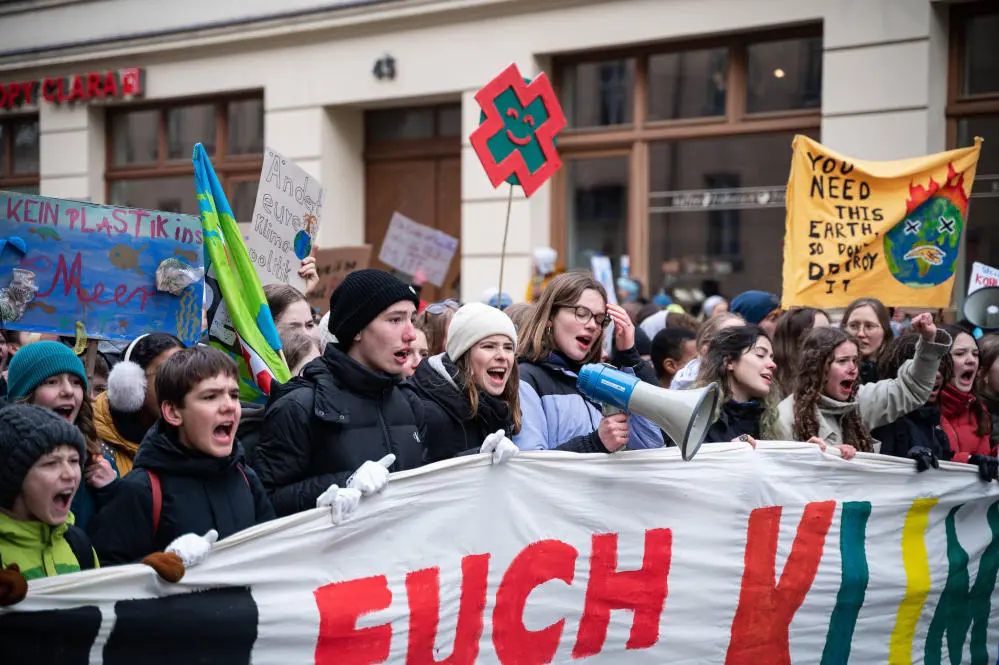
554,27,822,300
0,115,40,194
948,1,999,293
106,96,263,224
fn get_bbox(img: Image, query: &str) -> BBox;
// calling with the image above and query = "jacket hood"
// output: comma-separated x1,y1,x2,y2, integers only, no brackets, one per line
134,420,244,478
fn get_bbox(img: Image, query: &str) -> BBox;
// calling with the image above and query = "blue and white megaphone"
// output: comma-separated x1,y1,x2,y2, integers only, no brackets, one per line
577,364,720,461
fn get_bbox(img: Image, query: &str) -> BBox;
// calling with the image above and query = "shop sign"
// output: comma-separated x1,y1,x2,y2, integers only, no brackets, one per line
0,68,144,110
650,186,787,212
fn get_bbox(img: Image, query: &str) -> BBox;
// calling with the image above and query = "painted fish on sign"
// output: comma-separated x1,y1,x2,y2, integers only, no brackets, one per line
0,192,205,344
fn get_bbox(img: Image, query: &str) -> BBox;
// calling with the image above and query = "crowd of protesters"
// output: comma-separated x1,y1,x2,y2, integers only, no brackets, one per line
1,246,997,605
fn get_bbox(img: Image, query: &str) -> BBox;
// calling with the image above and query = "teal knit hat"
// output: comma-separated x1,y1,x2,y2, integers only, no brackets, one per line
7,341,89,403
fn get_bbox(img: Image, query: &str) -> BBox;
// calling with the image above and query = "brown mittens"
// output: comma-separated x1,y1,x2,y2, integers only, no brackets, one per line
141,552,186,583
0,563,28,606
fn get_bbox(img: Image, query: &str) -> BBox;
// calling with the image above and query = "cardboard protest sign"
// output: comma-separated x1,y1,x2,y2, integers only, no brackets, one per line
305,245,372,311
246,148,325,291
969,261,999,295
378,212,458,287
782,135,982,308
470,63,567,197
4,443,999,664
0,192,204,344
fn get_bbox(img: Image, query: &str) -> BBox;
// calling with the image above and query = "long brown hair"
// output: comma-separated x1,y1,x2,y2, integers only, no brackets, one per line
455,350,522,435
21,390,100,457
695,325,780,439
773,307,829,397
792,326,876,452
841,297,893,361
518,272,607,364
979,334,999,397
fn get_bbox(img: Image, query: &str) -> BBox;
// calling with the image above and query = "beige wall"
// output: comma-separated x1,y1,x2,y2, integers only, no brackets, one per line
0,0,953,303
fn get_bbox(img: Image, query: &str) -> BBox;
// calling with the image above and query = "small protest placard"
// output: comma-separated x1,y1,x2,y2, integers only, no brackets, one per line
0,192,204,344
969,262,999,295
306,245,372,311
378,212,458,288
590,254,618,306
246,148,325,291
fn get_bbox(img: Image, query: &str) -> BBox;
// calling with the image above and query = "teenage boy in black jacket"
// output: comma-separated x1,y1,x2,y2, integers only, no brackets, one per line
252,269,426,517
91,346,274,567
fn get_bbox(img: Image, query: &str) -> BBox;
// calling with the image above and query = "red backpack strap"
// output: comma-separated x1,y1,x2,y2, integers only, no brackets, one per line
237,465,250,487
148,469,162,538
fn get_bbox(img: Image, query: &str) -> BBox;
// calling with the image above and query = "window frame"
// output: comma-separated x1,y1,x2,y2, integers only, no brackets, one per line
105,92,264,217
551,24,822,288
0,113,40,192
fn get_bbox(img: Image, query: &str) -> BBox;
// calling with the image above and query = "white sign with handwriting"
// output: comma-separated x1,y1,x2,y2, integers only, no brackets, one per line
246,148,325,291
378,212,458,287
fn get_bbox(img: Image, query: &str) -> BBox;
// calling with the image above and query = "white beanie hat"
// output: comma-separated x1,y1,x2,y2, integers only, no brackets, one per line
446,303,517,361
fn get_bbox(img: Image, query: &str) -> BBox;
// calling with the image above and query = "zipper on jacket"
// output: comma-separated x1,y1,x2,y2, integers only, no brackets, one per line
375,406,399,468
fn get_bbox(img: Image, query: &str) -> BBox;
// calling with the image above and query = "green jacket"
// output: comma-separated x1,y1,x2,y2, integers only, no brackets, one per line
0,511,99,580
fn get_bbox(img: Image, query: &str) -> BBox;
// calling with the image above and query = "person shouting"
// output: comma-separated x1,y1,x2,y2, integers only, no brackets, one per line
252,270,426,516
514,272,663,453
406,303,520,463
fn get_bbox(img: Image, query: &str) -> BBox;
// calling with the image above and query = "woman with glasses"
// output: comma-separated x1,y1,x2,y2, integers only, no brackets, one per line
841,297,893,385
416,299,460,356
514,272,664,453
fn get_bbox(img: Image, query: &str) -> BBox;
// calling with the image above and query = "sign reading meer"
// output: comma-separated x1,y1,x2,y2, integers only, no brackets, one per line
0,192,204,345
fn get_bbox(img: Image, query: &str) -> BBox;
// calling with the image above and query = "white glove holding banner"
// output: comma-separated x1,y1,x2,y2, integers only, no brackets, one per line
165,529,218,568
316,484,363,524
481,429,519,465
346,454,396,496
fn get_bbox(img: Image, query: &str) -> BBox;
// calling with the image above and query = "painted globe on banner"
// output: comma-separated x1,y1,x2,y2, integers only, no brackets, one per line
883,195,963,288
293,230,313,261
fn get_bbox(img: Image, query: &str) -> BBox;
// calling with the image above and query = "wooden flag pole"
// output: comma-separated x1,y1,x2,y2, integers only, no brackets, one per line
497,183,515,304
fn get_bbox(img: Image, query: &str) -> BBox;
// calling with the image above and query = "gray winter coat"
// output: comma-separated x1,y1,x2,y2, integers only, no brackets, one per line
775,333,952,451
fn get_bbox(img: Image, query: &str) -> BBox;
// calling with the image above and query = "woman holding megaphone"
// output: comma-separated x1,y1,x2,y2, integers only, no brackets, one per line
513,273,664,453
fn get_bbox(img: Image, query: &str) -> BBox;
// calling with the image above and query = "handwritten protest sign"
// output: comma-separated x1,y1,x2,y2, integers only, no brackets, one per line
246,148,325,291
0,192,203,344
4,444,999,664
969,261,999,295
782,135,982,308
305,245,372,311
378,212,458,287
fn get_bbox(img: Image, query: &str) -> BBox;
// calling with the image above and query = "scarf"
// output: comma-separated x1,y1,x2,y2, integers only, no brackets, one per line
93,392,140,477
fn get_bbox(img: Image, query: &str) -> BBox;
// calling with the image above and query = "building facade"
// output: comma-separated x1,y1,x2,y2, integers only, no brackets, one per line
0,0,995,305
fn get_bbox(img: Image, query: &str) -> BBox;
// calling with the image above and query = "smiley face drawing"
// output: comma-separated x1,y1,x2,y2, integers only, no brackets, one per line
471,64,567,197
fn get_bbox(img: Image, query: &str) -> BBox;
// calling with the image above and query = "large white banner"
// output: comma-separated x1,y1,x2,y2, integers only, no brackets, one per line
4,442,999,665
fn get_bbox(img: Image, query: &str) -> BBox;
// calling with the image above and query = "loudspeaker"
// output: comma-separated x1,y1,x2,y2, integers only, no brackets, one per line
964,286,999,331
577,364,720,461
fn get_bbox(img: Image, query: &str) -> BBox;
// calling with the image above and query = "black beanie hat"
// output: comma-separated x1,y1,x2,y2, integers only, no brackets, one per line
327,269,420,350
0,404,87,510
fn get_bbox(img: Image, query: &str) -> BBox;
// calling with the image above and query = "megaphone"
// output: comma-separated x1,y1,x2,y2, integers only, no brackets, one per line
577,364,720,461
964,286,999,331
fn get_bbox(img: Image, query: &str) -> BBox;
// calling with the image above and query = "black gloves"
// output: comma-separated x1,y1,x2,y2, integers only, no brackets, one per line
908,446,939,473
969,455,999,482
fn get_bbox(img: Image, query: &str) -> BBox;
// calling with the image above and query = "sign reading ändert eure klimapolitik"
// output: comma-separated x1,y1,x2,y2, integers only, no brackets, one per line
245,148,325,292
3,443,999,664
0,191,204,344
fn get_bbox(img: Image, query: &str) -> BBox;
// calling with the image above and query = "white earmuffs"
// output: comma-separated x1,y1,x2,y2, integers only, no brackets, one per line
106,333,151,413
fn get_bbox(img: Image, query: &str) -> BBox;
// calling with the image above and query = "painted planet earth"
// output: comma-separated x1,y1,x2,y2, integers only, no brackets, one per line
884,195,963,288
293,230,313,261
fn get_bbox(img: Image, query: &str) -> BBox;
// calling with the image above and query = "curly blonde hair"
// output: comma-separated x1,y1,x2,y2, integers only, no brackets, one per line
791,327,875,452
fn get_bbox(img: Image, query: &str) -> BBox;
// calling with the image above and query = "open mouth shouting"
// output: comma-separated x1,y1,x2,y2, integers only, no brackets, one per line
956,368,976,390
212,420,236,445
393,348,412,366
575,334,594,353
760,371,773,385
50,403,78,422
485,366,508,388
52,488,74,516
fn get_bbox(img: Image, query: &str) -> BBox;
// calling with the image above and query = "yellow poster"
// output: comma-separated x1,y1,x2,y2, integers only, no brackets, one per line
782,135,982,309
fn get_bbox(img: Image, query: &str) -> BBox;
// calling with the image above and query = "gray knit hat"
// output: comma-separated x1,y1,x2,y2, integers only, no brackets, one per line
0,404,87,509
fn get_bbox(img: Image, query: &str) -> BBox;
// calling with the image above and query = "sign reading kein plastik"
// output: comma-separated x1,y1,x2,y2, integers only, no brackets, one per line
0,192,204,344
782,135,983,308
470,63,567,197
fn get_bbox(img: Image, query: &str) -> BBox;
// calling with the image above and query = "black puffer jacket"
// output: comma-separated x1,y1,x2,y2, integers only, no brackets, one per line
705,400,764,443
90,421,274,564
871,403,954,461
251,344,426,517
404,354,515,463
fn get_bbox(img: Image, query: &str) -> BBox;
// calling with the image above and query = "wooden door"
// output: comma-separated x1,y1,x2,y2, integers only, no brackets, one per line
365,154,461,303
